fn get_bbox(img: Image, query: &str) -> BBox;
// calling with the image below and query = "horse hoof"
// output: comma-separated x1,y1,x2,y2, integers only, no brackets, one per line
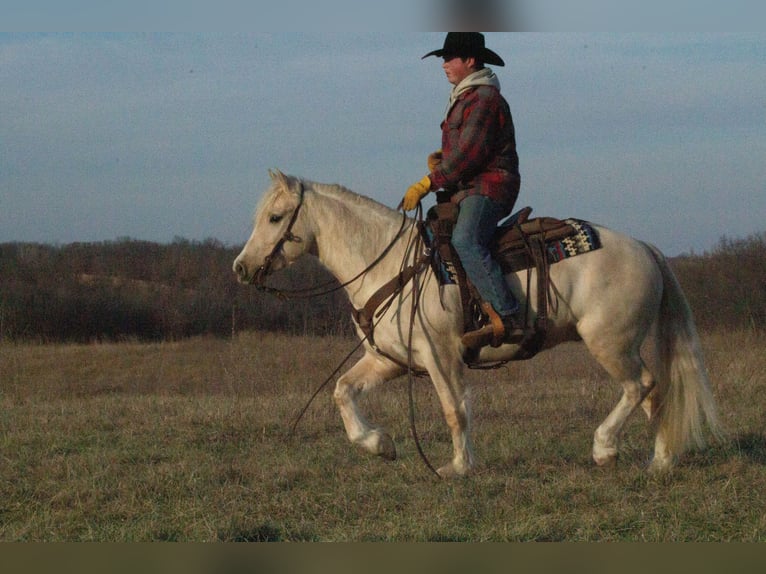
437,462,470,479
593,453,619,468
646,456,675,475
377,434,397,461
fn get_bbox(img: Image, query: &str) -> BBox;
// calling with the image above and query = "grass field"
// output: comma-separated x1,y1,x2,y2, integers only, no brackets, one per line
1,330,764,541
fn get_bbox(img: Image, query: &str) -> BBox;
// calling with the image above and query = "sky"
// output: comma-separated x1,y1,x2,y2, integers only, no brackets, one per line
2,31,765,256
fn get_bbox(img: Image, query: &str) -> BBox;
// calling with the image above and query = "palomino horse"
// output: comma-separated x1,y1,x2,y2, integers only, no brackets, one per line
233,170,722,477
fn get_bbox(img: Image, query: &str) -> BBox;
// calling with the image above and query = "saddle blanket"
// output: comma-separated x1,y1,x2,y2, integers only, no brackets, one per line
545,219,602,263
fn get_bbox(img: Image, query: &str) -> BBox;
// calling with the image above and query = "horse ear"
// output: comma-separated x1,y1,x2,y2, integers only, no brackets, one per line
269,169,290,188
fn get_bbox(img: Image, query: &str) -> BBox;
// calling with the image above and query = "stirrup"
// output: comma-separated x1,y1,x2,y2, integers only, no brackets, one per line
502,314,528,344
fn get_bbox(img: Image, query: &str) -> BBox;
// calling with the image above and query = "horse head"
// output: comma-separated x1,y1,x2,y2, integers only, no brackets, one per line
233,170,313,285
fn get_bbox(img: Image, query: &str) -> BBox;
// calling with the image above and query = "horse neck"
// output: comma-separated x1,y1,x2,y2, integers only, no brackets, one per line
306,186,410,292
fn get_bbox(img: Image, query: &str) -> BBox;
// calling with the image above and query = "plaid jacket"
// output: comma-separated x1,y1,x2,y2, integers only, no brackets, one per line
429,85,520,211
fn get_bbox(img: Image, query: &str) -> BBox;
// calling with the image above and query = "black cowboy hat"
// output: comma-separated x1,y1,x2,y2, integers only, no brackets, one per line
422,32,505,67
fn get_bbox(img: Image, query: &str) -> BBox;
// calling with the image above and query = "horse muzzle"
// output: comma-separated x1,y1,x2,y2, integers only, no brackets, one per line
234,254,279,286
233,258,251,284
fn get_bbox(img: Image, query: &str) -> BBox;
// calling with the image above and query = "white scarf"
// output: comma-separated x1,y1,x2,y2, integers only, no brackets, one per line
445,68,501,120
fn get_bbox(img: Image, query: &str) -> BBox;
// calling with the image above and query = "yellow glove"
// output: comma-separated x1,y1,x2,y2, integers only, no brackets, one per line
427,150,443,172
402,176,431,211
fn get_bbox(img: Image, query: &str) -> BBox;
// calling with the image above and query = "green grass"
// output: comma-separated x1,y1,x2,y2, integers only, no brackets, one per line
0,331,764,541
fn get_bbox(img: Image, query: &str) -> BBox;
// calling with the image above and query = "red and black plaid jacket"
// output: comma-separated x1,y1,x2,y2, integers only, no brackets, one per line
429,85,520,211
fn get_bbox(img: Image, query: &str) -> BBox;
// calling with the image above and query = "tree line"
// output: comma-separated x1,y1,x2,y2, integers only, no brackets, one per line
672,233,766,332
0,238,351,342
1,232,764,343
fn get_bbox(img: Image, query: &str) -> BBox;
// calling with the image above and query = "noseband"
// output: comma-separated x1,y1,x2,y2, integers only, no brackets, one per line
252,182,305,285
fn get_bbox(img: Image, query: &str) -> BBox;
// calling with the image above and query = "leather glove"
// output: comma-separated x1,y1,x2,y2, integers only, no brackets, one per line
402,176,431,211
427,150,443,172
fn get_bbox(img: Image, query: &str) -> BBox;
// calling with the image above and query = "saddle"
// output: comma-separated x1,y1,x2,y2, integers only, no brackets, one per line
426,203,601,363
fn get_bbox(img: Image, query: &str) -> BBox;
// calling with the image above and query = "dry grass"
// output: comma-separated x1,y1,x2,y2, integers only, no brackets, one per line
1,330,764,541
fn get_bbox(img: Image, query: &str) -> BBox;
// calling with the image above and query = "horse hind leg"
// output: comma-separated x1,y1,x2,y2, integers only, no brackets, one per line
590,347,656,468
638,384,674,473
629,320,675,472
333,351,403,461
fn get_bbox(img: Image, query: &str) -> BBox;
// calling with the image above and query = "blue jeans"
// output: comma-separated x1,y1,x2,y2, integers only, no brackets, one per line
451,195,519,317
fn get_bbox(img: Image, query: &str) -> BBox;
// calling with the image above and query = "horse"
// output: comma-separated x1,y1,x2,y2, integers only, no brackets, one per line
233,170,722,477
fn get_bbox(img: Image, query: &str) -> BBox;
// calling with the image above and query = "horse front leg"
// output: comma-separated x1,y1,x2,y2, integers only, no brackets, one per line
333,351,403,461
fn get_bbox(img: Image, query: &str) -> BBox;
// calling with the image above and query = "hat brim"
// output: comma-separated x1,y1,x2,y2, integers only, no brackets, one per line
422,48,505,67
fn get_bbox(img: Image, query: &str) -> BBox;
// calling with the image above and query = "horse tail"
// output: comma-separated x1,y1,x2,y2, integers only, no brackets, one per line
644,242,724,458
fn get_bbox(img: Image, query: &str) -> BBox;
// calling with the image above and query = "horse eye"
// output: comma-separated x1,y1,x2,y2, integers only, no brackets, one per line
269,214,284,224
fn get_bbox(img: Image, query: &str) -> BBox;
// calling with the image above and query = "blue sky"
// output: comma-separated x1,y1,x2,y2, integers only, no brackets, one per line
2,32,765,255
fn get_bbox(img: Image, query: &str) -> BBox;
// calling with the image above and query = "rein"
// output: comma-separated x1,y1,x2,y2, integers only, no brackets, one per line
403,205,442,478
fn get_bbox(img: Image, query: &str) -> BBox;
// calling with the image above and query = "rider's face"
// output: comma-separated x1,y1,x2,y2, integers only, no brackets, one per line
442,56,477,86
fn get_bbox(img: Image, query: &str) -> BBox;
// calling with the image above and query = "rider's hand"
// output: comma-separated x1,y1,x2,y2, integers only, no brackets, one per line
427,150,443,172
402,176,431,211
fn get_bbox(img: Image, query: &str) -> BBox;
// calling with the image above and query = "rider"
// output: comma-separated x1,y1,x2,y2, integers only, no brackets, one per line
402,32,526,349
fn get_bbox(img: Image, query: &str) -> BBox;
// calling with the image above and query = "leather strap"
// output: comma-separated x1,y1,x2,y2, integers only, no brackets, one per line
353,249,431,375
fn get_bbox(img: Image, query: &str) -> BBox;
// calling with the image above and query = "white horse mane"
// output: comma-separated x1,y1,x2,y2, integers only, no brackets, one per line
259,176,406,264
305,180,399,221
256,176,397,223
308,181,407,264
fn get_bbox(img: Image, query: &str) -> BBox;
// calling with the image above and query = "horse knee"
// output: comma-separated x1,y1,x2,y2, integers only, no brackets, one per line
333,377,358,406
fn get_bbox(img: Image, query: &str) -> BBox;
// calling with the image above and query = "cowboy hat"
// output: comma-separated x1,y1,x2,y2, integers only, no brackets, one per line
422,32,505,67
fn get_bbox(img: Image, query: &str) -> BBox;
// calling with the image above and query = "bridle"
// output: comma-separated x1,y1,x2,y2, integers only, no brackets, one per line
250,182,306,286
